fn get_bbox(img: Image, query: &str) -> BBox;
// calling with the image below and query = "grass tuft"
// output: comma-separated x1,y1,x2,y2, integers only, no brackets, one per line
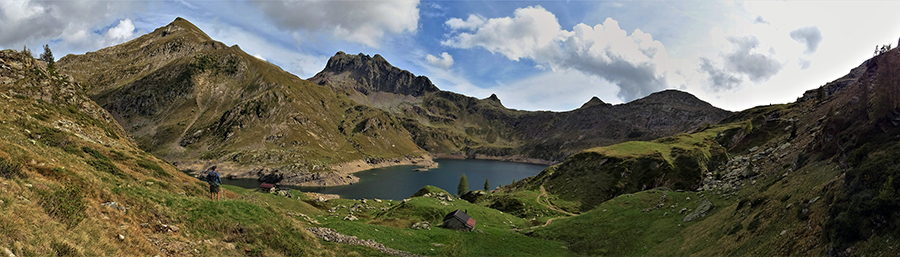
36,184,87,228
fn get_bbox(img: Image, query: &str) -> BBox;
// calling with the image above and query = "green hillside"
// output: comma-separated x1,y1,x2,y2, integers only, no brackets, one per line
57,18,427,186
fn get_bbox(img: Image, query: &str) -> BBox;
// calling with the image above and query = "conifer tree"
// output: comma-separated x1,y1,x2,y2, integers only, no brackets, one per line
22,45,31,58
458,174,469,196
40,44,54,71
484,178,490,191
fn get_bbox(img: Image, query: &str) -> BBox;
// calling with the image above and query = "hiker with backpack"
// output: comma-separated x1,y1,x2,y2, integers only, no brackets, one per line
206,166,222,201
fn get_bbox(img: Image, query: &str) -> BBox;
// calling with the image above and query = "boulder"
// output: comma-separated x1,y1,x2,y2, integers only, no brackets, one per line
459,190,488,203
683,199,714,222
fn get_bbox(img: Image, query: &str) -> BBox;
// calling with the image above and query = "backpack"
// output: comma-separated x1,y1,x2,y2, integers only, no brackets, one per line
206,170,220,186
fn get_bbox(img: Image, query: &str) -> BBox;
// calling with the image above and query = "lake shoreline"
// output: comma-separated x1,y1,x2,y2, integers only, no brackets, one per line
220,159,549,200
179,154,553,190
431,153,556,165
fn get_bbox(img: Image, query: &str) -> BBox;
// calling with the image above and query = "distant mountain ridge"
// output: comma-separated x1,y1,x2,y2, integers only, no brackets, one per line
311,52,733,162
57,17,730,185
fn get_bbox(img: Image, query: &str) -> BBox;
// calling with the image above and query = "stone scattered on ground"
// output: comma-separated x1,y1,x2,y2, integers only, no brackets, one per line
307,227,423,257
343,214,358,221
155,224,179,233
420,192,454,202
683,199,714,222
101,201,128,212
411,221,431,230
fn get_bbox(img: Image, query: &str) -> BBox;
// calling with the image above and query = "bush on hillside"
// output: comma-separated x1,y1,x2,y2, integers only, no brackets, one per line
37,184,86,228
0,157,24,179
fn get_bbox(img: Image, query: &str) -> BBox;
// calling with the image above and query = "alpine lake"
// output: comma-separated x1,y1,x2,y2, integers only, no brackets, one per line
220,159,548,200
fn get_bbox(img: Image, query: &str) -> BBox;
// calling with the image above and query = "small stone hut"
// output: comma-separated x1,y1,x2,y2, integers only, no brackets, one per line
259,183,276,193
442,209,476,231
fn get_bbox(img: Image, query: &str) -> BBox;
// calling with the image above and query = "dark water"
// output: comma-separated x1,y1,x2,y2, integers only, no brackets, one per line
219,159,548,200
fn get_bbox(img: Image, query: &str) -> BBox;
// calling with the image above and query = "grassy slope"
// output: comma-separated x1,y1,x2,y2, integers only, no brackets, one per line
0,49,384,256
317,190,574,257
57,18,426,173
532,123,736,212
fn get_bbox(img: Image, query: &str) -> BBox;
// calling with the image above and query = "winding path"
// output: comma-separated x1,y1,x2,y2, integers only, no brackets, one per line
524,179,578,229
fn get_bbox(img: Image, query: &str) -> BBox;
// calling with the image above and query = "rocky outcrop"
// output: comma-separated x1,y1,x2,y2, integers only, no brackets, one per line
797,60,866,103
579,96,609,109
682,199,714,222
310,52,438,97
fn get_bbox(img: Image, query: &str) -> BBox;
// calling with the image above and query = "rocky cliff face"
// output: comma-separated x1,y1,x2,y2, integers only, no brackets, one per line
310,52,438,97
58,18,427,185
311,52,732,162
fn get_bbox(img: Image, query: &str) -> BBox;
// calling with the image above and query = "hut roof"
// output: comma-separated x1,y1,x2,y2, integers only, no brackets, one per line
443,209,476,230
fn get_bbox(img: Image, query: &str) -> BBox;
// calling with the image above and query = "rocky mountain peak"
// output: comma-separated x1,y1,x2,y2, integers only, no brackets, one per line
579,96,608,109
156,17,213,42
311,52,439,97
486,93,503,105
633,89,711,107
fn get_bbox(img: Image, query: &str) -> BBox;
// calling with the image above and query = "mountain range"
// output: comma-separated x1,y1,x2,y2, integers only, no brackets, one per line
57,18,729,186
2,17,898,256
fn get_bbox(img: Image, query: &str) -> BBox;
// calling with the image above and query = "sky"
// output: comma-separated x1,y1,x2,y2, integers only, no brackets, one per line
2,0,899,112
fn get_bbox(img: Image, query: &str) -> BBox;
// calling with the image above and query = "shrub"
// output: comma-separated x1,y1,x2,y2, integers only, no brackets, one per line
37,184,86,228
137,159,171,178
82,146,122,175
0,157,24,179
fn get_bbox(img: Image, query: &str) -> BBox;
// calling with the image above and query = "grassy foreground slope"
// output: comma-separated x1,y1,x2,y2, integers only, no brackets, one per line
0,49,392,256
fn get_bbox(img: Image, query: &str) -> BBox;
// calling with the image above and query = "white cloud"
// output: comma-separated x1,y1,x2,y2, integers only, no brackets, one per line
107,19,135,40
753,16,769,24
445,14,485,30
723,35,783,83
253,54,266,61
0,0,137,51
426,52,454,70
442,6,564,61
254,0,420,48
442,6,669,101
0,0,44,21
798,58,811,70
790,26,823,54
